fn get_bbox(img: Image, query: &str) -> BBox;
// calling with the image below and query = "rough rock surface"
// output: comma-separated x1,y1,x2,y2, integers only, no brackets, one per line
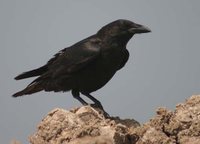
29,95,200,144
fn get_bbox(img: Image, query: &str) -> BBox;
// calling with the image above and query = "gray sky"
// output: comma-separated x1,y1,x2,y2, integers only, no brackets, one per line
1,0,200,143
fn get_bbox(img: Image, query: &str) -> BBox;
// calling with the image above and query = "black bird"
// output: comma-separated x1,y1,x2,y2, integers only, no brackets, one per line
13,19,151,107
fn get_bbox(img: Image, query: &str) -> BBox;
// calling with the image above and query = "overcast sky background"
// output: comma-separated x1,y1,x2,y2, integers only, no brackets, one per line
1,0,200,143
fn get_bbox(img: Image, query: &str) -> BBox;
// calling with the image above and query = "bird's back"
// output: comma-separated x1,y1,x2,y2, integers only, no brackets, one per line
13,19,150,100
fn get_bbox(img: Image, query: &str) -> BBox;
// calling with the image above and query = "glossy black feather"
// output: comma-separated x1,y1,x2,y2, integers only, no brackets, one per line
13,19,150,106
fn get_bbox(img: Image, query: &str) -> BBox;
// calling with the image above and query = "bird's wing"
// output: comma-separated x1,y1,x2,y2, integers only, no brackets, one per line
46,37,101,78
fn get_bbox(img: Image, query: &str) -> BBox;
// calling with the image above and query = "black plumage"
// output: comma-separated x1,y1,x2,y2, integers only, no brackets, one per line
13,19,151,107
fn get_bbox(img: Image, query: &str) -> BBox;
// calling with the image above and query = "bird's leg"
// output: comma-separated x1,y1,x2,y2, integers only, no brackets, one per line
82,92,110,117
72,90,88,105
81,93,103,109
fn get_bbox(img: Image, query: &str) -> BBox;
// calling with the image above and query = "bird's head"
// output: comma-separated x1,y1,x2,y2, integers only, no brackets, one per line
97,19,151,43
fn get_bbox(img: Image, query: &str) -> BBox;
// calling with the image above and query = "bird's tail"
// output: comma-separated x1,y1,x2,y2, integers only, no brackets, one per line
12,82,43,97
14,65,47,80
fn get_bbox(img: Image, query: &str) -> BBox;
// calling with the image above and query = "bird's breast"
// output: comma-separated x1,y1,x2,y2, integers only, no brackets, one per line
75,47,126,93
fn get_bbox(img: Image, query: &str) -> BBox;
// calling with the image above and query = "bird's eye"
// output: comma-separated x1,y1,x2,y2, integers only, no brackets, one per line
125,23,133,29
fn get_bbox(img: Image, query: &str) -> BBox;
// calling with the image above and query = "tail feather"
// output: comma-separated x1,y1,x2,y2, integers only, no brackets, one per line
12,83,43,97
15,65,47,80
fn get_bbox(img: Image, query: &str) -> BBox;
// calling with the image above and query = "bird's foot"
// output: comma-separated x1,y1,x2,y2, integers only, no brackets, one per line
90,103,110,118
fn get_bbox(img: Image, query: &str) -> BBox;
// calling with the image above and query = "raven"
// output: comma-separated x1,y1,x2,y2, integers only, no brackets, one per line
13,19,151,107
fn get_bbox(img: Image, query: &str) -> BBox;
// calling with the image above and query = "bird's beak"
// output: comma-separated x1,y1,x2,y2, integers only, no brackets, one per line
129,24,151,34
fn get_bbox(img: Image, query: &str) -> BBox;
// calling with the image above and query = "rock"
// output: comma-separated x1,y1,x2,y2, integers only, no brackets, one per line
10,140,21,144
133,95,200,144
29,95,200,144
29,105,139,144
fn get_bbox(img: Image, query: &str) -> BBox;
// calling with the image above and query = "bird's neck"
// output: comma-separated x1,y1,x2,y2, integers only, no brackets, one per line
106,34,134,47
